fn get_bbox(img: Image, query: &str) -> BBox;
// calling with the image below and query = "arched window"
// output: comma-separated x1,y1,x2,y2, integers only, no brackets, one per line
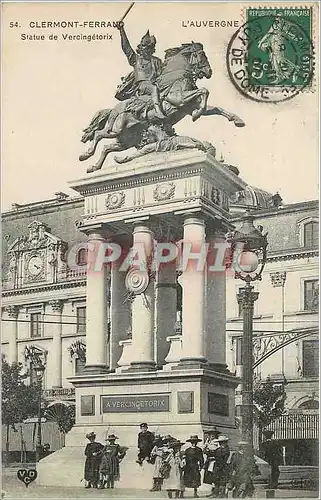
77,247,88,266
303,221,318,247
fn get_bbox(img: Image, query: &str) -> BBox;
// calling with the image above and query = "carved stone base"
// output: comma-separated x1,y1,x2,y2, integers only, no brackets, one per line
125,361,157,372
83,364,109,374
174,357,208,370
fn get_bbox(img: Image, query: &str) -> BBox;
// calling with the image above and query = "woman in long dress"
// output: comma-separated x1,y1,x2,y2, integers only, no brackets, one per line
84,432,104,488
99,434,127,489
183,435,204,498
162,440,185,499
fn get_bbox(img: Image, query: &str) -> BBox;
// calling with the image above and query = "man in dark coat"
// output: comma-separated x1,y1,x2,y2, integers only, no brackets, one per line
84,432,104,488
137,423,155,466
228,441,259,498
260,430,283,489
183,435,204,498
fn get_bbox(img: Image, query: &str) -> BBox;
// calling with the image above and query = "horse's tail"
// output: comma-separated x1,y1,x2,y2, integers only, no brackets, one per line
81,109,111,143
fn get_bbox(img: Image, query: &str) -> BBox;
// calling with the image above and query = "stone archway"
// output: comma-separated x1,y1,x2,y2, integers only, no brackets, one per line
298,399,319,410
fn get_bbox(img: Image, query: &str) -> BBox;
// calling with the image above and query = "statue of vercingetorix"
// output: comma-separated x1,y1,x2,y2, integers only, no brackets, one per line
115,21,165,119
79,4,246,172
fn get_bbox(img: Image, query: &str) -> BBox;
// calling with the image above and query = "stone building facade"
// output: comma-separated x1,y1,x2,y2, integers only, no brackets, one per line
226,197,319,466
1,182,319,464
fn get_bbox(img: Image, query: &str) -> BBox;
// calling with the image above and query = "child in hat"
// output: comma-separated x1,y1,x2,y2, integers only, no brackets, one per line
150,434,166,492
99,434,127,489
183,436,204,498
137,423,155,466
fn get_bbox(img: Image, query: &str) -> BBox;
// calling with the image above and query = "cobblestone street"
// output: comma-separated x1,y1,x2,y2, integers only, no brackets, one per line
2,474,319,500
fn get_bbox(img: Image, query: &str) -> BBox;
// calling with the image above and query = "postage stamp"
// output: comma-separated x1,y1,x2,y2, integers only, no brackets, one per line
227,7,314,102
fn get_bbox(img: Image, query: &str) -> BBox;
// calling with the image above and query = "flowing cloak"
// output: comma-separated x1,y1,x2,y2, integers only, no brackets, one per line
84,442,104,483
163,450,185,491
99,443,127,481
183,446,204,488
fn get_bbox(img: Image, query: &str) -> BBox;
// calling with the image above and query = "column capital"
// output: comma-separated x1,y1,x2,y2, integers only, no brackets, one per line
237,286,259,309
5,305,19,318
48,300,64,313
133,225,154,237
87,232,107,242
183,216,205,228
270,271,287,287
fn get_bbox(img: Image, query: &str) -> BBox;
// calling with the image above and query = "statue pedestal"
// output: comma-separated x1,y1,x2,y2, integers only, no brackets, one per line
38,150,245,487
38,366,239,488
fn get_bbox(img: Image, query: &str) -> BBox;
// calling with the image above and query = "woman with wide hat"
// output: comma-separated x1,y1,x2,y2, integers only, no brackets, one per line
183,435,204,498
84,432,104,488
99,434,127,489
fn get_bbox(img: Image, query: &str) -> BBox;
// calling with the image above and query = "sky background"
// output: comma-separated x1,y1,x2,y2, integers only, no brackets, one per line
2,1,319,211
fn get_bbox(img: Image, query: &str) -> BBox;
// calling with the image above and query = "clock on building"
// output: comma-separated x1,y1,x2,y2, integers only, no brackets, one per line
27,255,44,276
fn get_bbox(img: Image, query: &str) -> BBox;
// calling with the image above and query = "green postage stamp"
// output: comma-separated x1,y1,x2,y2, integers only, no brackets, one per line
227,7,314,102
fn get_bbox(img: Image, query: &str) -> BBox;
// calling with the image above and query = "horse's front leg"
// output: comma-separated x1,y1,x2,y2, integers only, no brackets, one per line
87,140,124,173
191,88,209,122
203,106,245,127
79,128,115,162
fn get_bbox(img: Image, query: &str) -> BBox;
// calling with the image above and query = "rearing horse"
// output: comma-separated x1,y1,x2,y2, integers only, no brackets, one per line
79,41,245,172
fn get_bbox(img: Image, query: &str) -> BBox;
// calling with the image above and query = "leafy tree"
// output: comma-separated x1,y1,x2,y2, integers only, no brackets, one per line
253,376,287,445
2,359,39,457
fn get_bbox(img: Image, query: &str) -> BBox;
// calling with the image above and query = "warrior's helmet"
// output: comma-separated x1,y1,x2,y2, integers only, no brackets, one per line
137,30,157,54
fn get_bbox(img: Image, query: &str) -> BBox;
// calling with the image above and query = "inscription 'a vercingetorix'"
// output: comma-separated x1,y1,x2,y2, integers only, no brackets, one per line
101,394,170,413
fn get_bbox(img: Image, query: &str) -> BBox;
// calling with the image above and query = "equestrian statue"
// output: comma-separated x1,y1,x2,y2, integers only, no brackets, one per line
79,5,245,172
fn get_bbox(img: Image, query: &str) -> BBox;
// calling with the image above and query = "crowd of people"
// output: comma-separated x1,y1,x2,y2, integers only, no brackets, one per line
83,423,260,498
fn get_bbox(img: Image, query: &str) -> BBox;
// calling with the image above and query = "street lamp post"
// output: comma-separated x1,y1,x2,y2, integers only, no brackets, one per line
228,213,268,448
34,362,45,465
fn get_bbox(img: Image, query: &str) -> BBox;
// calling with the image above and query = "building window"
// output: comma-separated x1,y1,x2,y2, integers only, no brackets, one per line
77,248,88,266
30,313,41,338
302,340,319,378
236,338,243,365
304,280,319,311
75,358,86,375
76,307,86,333
303,221,318,247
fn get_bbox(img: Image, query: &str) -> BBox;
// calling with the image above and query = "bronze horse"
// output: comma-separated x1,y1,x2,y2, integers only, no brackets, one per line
79,41,245,172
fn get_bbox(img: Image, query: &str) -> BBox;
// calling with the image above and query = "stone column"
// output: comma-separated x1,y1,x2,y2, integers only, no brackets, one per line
237,285,259,447
205,231,228,370
48,300,63,388
155,265,177,366
85,233,109,373
270,271,287,373
179,217,207,366
6,306,19,364
129,225,156,371
110,263,131,369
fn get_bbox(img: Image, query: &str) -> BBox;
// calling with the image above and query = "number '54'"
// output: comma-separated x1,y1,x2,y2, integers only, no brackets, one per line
10,21,20,28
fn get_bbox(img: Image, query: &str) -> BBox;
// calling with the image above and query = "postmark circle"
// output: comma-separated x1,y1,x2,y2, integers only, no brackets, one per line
226,16,314,103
